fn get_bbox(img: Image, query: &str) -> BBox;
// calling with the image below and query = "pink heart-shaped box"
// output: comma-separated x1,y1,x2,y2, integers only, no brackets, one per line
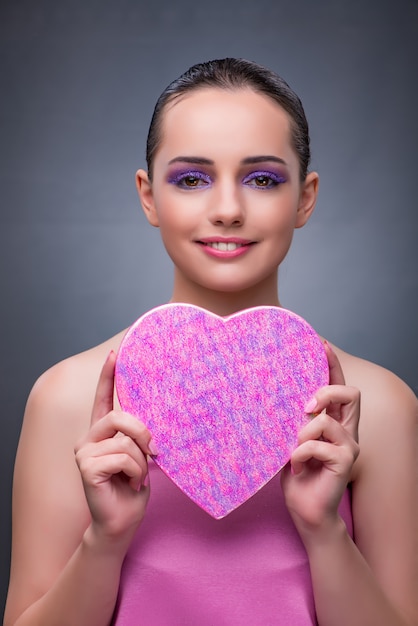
115,304,329,519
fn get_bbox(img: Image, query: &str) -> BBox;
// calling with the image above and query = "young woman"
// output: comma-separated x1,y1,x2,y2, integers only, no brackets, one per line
4,58,417,626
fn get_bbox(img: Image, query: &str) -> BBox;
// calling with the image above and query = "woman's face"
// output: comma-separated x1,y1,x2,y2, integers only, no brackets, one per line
138,87,318,302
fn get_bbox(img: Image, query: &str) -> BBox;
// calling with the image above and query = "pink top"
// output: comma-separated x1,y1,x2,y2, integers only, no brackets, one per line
112,460,353,625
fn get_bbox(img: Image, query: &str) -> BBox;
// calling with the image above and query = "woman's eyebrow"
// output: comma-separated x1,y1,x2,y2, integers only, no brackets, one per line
241,156,288,166
167,155,288,166
168,156,214,165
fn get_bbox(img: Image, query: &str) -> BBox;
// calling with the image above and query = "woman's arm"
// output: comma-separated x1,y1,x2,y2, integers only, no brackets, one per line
4,351,152,626
282,344,417,626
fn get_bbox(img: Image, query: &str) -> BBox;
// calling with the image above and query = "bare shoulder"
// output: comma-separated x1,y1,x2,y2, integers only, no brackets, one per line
332,342,417,428
330,341,417,536
15,326,129,506
25,329,127,438
330,342,417,476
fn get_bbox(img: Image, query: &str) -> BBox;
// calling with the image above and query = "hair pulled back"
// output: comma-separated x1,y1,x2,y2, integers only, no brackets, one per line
146,58,311,181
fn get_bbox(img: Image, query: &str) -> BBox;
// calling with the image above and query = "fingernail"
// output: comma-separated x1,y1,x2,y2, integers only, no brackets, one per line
304,397,318,413
148,439,159,456
291,462,302,476
136,473,149,491
323,340,334,353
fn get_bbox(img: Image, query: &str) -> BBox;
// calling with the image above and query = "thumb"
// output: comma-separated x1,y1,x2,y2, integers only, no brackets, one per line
324,340,345,386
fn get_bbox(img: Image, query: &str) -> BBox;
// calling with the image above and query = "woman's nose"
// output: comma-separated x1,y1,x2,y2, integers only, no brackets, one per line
208,182,245,227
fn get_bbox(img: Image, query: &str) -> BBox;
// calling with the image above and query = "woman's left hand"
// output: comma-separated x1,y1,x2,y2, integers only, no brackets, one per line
281,341,360,538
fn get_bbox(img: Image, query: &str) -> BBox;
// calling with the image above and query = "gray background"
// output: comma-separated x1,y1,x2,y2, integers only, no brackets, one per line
1,0,417,616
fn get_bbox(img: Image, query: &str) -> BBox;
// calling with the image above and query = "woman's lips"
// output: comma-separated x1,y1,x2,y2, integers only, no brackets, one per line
197,238,255,258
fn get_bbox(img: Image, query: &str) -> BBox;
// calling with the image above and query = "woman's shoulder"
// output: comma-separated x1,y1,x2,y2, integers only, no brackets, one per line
33,329,126,390
24,329,128,438
327,342,416,501
329,342,417,461
331,341,416,407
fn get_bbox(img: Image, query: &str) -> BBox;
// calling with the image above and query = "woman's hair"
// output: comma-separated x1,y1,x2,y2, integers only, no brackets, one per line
146,58,311,181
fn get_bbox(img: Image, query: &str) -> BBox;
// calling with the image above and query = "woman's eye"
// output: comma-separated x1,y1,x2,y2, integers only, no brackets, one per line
182,175,206,187
253,175,271,187
243,171,287,189
168,171,212,189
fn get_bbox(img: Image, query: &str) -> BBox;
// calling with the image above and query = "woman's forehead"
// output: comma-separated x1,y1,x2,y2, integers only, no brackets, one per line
165,86,289,122
157,88,294,160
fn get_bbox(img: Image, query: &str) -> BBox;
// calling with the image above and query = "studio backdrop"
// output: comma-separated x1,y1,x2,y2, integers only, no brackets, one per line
1,0,417,615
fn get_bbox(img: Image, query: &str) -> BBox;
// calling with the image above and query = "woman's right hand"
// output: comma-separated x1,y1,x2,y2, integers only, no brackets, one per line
74,351,154,544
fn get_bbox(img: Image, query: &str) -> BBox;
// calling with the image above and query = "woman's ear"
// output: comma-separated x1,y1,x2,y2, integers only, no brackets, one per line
136,169,160,227
295,171,319,228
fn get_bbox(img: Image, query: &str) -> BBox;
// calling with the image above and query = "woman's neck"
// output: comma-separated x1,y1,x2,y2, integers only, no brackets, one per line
169,274,282,317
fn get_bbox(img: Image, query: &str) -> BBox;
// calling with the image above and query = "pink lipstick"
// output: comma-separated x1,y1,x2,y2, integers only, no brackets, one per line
197,237,255,258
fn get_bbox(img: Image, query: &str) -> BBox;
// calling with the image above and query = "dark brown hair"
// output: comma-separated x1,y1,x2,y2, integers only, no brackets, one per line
146,58,311,181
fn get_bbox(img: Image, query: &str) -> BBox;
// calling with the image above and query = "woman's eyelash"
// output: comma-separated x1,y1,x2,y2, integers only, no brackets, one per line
242,170,287,188
167,170,212,188
167,169,287,189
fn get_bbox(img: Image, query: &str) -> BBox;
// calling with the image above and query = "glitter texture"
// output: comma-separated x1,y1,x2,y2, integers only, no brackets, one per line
115,304,329,519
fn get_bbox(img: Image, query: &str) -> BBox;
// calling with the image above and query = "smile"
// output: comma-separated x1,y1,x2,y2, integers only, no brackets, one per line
197,238,254,259
204,242,245,251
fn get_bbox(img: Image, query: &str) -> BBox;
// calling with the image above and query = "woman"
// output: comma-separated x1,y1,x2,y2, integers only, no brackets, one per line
4,58,417,625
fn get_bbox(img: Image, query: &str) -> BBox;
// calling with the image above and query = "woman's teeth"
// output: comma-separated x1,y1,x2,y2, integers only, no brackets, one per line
206,242,243,251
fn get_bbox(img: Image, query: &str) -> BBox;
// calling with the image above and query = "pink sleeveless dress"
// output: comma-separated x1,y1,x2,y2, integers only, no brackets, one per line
112,460,353,625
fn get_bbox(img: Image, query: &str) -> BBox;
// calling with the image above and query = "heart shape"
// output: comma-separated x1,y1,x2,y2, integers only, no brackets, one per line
115,304,329,519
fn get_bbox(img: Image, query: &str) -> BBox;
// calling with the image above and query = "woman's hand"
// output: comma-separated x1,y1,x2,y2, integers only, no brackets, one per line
74,351,154,543
281,342,360,539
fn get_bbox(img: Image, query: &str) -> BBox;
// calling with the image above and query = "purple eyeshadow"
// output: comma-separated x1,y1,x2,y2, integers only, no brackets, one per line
242,170,287,186
167,169,212,186
166,168,287,188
